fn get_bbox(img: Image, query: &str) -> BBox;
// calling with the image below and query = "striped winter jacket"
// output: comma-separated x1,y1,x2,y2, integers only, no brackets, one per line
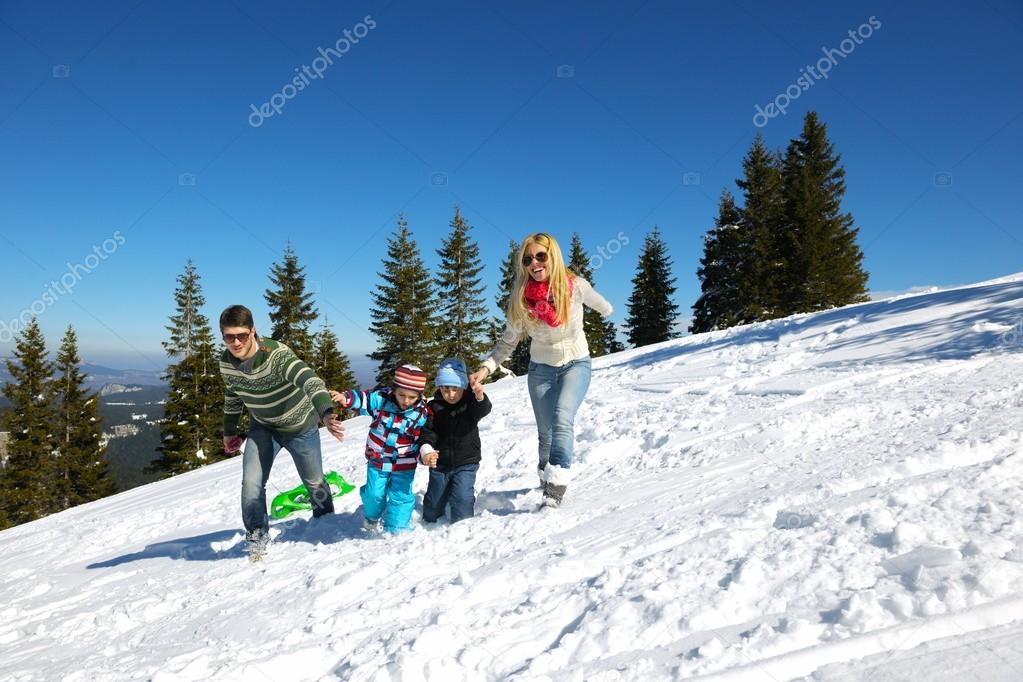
341,388,433,472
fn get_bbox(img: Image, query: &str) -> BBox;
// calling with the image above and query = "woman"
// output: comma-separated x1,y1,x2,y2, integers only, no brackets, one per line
469,233,614,507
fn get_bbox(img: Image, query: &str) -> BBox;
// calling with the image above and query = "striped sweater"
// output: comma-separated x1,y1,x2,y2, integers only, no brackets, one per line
220,339,333,436
341,388,432,472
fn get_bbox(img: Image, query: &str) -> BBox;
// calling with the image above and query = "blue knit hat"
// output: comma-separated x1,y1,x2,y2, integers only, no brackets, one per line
436,358,469,389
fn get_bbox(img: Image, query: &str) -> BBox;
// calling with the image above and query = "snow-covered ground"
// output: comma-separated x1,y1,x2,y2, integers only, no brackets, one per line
3,274,1023,681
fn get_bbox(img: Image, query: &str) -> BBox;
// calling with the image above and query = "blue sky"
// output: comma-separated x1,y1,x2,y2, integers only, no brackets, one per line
1,1,1021,379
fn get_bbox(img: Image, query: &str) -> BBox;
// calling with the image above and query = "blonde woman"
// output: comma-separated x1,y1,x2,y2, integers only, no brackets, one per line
469,233,614,507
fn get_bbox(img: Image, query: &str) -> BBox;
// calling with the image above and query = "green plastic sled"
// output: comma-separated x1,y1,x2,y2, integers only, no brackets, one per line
271,471,355,519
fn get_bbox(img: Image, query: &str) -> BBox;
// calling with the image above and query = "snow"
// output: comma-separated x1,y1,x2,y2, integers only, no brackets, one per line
3,273,1023,680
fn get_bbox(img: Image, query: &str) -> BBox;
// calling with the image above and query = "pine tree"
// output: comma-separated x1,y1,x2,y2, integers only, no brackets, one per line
780,111,869,313
52,326,115,509
488,239,530,378
625,227,680,347
151,261,225,477
368,215,440,386
313,321,357,390
433,207,489,365
691,190,746,333
0,318,56,527
265,244,318,362
568,233,622,356
735,134,787,322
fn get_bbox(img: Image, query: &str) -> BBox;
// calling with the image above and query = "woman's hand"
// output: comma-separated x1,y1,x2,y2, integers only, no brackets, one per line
469,367,489,389
329,390,350,408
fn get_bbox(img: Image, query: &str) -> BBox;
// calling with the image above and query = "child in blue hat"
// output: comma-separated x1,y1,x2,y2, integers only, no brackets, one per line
418,358,492,524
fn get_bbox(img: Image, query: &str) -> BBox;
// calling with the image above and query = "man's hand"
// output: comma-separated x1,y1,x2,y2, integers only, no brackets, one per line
223,435,244,455
323,413,345,442
329,390,351,408
422,451,439,468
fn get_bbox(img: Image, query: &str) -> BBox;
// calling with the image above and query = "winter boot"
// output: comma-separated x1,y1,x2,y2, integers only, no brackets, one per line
362,517,381,533
541,464,570,508
542,483,566,508
245,528,270,562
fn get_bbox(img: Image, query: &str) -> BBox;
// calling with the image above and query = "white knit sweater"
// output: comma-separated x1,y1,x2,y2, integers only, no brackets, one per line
482,277,614,371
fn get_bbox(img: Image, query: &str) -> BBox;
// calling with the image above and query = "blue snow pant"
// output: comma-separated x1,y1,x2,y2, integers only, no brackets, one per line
422,463,479,524
361,464,415,533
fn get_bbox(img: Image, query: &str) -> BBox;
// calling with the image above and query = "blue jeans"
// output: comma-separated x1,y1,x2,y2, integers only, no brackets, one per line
241,422,332,533
527,356,592,471
361,465,416,533
422,463,479,523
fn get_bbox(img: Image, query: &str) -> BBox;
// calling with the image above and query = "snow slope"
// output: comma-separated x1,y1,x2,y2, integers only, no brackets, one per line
3,274,1023,681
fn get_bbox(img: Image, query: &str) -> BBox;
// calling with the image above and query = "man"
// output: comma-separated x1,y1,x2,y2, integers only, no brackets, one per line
218,304,345,558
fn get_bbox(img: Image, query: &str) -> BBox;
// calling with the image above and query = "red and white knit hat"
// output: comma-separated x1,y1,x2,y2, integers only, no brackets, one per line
394,364,427,392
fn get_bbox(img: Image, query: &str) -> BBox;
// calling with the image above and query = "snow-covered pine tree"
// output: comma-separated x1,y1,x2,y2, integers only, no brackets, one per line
150,261,224,477
735,134,787,322
691,190,745,334
313,320,356,391
368,215,439,386
433,207,489,365
625,227,680,347
780,111,869,314
568,233,622,356
265,243,318,362
0,318,56,527
53,325,114,509
488,240,530,378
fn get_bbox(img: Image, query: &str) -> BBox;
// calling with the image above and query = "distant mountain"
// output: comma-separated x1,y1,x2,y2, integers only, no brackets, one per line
99,383,146,397
0,359,165,392
81,363,165,390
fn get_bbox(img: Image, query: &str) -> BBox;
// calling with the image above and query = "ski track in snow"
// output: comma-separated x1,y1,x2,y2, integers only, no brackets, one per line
3,275,1023,680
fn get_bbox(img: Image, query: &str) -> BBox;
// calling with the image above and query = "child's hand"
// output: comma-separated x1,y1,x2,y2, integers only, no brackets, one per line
422,451,439,468
329,390,350,408
472,384,485,401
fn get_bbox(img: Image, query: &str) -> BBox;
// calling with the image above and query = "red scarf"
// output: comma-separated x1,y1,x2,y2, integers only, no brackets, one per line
525,277,573,327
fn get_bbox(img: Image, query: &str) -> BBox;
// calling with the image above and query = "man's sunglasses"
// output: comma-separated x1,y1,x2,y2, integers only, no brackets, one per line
522,251,549,266
223,332,251,344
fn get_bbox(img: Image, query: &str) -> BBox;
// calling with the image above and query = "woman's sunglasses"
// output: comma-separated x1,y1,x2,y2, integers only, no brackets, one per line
223,332,251,344
522,251,549,266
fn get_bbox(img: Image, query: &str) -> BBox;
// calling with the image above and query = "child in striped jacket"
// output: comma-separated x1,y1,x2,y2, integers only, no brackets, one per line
330,364,433,533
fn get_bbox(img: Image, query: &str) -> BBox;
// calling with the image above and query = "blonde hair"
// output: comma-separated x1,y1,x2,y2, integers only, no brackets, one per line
507,233,574,328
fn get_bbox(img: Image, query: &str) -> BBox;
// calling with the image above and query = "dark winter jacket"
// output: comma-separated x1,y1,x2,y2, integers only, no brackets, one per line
418,391,492,470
